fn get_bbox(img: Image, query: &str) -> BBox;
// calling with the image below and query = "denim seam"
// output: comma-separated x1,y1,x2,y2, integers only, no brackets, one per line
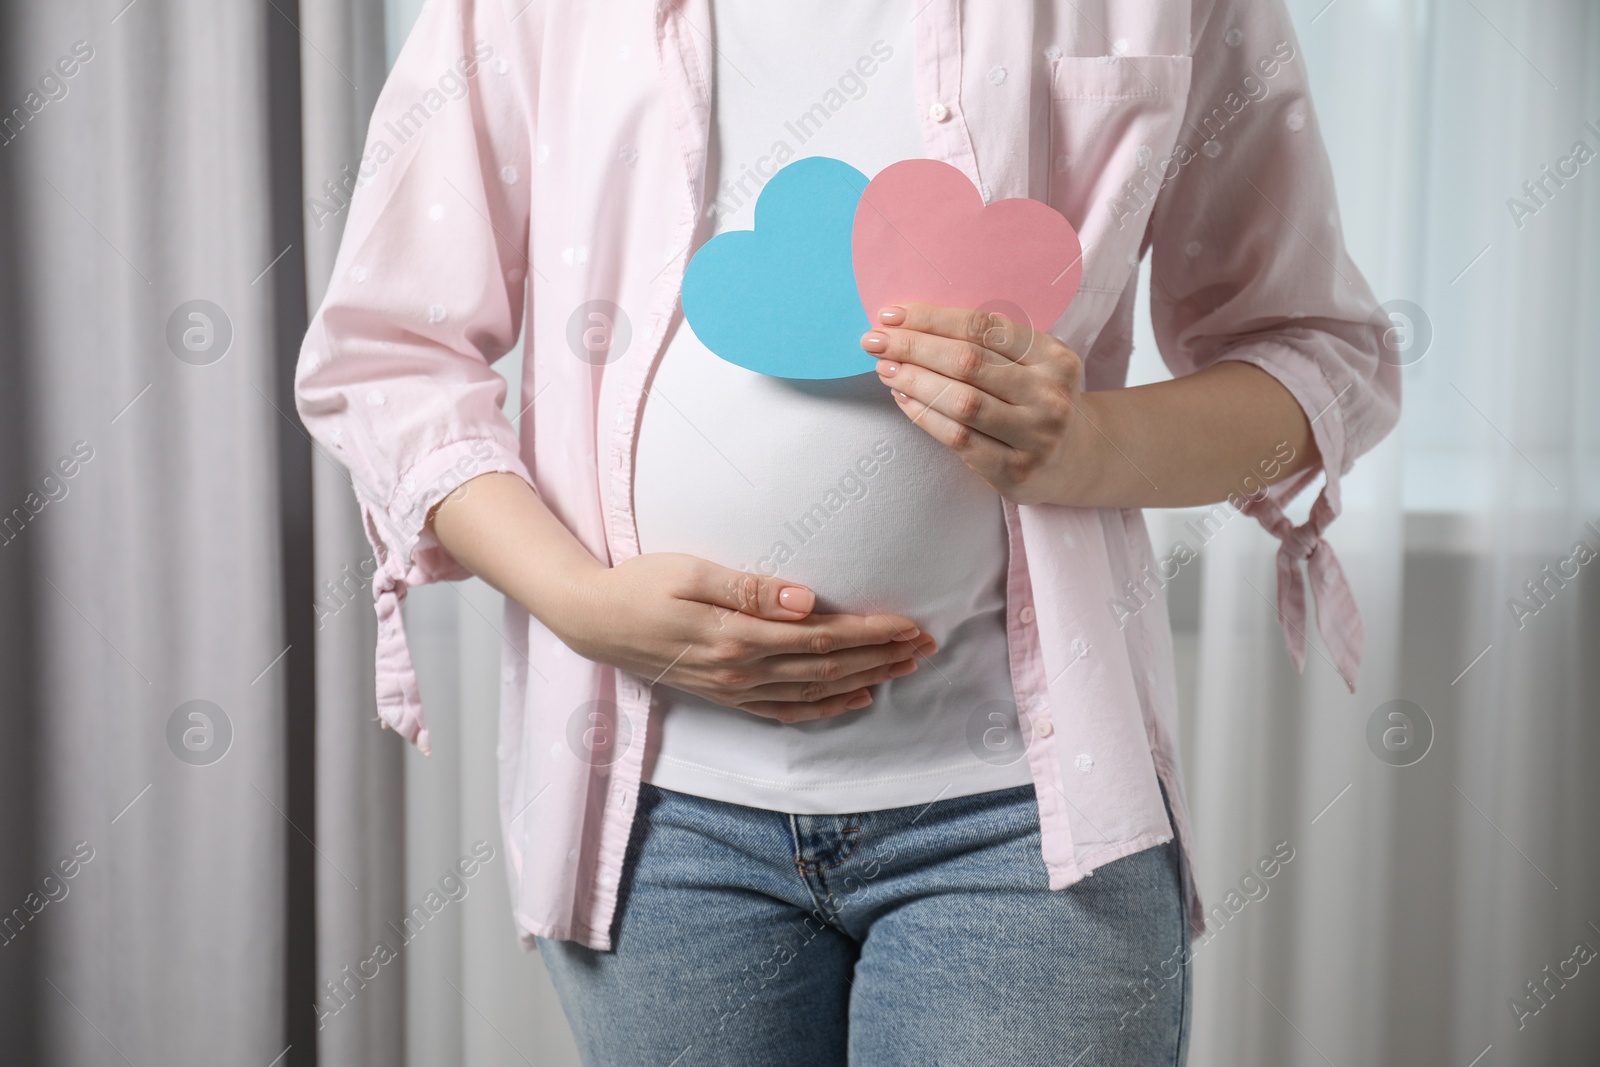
1171,838,1192,1065
790,818,864,873
1173,905,1191,1062
788,814,872,932
794,864,851,932
816,827,861,871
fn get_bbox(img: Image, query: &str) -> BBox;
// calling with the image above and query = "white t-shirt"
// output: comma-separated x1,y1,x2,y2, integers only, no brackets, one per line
633,0,1030,814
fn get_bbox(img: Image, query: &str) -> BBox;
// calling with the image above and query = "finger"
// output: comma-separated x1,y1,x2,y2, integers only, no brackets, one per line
676,559,816,621
861,322,1031,409
726,610,925,656
677,634,931,697
887,383,1019,471
879,302,1047,367
739,649,923,704
738,688,876,724
876,356,1027,446
751,633,937,685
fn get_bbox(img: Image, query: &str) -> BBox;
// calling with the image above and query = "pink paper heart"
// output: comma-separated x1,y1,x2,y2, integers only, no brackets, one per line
851,159,1083,336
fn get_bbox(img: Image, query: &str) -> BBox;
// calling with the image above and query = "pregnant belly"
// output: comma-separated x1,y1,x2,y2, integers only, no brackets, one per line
632,330,1010,636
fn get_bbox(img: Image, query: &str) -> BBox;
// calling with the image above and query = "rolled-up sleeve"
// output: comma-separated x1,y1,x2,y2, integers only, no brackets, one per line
294,0,534,752
1147,0,1401,689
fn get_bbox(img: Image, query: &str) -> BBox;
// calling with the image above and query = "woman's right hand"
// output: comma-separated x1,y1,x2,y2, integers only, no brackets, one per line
553,552,937,723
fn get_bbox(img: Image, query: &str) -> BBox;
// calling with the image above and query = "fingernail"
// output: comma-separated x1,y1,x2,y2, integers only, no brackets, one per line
778,586,814,613
876,359,900,377
862,330,890,353
889,659,918,677
846,692,873,710
878,306,906,326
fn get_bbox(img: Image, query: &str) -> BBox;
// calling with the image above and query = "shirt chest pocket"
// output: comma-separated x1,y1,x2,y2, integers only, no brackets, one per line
1047,55,1193,301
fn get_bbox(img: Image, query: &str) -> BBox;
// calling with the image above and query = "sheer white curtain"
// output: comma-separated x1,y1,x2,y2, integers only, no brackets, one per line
370,1,1600,1064
1128,1,1600,1063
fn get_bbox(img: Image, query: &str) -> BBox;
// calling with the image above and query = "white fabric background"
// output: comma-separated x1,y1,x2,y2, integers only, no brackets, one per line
1129,2,1600,1064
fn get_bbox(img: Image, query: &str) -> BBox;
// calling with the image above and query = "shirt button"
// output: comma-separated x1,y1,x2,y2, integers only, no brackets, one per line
1034,716,1054,738
928,102,951,122
1018,605,1036,624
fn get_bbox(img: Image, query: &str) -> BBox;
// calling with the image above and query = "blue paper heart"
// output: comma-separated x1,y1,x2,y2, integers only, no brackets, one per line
681,156,875,380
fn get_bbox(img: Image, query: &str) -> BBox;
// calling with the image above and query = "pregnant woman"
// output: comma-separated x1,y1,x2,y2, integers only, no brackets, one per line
295,0,1398,1063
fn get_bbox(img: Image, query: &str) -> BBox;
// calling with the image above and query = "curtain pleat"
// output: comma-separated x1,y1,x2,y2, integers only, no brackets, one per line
0,0,298,1062
1129,2,1600,1064
296,3,408,1067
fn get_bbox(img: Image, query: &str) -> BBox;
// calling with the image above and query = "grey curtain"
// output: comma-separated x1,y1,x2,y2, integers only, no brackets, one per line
0,0,310,1063
298,2,408,1065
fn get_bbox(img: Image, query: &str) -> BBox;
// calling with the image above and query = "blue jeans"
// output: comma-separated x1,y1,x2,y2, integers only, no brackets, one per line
536,781,1192,1066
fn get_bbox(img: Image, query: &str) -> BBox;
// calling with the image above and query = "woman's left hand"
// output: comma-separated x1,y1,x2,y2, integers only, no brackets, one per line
862,302,1101,507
